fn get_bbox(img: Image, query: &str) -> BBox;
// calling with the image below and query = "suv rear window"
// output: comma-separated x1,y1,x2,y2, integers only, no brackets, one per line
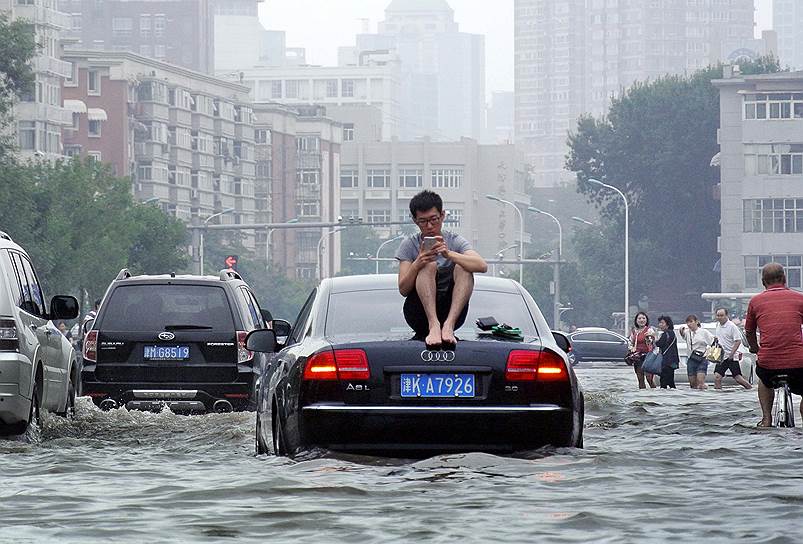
100,284,235,332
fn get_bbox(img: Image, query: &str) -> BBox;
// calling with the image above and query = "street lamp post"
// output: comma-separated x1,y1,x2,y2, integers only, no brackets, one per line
199,208,235,275
485,194,524,284
588,178,629,333
317,227,346,279
266,217,299,269
527,206,562,329
571,216,595,227
375,234,404,274
493,244,519,277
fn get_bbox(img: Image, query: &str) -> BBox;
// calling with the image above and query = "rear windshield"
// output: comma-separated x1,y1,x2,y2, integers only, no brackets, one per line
100,284,235,332
325,289,539,339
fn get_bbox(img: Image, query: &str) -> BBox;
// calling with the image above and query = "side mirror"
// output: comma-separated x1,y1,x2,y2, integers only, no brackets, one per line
245,329,277,353
271,319,292,345
551,330,572,354
83,318,95,334
51,295,79,320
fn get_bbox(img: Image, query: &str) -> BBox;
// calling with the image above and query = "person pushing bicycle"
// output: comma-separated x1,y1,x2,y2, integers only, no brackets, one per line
744,262,803,427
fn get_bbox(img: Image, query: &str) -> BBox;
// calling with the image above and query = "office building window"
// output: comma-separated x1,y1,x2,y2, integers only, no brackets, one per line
87,151,102,162
744,93,803,120
285,80,299,99
431,168,463,188
88,119,102,137
743,199,803,233
112,17,133,37
745,255,803,289
399,168,423,188
88,70,100,95
340,169,358,188
367,209,391,224
744,144,803,176
154,45,166,59
140,14,151,37
296,200,320,217
444,209,463,227
343,123,354,141
154,14,166,38
298,169,319,185
342,79,355,97
18,121,35,150
367,168,390,188
255,129,271,144
297,136,320,152
326,79,338,98
71,13,82,31
270,81,282,99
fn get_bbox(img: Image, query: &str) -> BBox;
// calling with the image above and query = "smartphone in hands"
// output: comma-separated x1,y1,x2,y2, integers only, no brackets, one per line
422,236,438,251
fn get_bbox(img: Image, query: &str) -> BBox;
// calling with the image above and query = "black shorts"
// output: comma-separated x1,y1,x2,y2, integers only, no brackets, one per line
403,264,469,337
756,366,803,395
714,358,742,377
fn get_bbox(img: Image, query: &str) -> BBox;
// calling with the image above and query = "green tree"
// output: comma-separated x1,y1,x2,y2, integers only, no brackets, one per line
0,14,37,158
0,158,187,303
339,226,382,276
566,57,782,317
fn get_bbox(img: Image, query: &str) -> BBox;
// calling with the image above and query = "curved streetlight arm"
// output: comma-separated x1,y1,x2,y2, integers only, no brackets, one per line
527,207,562,257
375,234,405,274
588,178,629,333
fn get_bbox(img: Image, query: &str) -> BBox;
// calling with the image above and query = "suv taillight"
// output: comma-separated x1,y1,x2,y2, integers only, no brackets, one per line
303,349,370,381
237,331,253,363
505,350,567,382
0,319,19,351
83,330,98,362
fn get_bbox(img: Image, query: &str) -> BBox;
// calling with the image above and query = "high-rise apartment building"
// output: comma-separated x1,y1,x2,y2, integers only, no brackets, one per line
62,50,256,238
515,0,755,187
59,0,214,73
2,0,73,160
344,0,484,141
774,0,803,70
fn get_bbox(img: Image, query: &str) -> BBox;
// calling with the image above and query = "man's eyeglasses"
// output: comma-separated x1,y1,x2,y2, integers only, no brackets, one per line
414,215,442,227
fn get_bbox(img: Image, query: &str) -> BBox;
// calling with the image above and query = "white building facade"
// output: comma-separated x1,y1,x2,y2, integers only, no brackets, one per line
713,70,803,292
774,0,803,70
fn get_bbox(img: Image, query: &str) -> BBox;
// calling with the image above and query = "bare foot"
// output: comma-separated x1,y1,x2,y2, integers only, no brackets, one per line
425,325,442,349
441,323,457,346
757,418,772,428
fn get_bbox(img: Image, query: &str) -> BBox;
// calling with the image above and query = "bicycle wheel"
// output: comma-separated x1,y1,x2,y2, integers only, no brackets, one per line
783,384,795,428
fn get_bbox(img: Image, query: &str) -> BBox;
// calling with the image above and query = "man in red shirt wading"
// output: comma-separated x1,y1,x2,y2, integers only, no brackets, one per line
744,262,803,427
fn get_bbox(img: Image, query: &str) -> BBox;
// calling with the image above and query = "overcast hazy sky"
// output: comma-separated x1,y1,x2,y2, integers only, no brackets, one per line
259,0,774,97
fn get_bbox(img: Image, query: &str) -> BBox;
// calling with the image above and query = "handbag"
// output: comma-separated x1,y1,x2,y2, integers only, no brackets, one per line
704,339,723,363
625,351,644,366
642,348,663,375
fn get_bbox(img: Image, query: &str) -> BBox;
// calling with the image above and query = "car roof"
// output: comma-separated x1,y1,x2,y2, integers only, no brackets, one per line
572,327,618,333
325,274,522,294
113,274,244,286
0,231,27,254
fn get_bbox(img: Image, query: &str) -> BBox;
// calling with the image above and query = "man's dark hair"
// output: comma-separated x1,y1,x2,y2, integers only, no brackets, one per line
409,190,443,217
715,307,729,317
762,262,786,287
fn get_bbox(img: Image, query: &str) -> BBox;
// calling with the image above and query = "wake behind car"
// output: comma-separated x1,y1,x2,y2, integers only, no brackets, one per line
0,231,79,435
254,274,584,456
81,269,273,413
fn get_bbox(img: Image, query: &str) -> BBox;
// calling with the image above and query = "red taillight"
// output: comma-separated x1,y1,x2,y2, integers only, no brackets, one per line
334,349,370,380
303,350,338,380
303,349,370,381
237,331,253,363
83,330,98,362
505,350,567,382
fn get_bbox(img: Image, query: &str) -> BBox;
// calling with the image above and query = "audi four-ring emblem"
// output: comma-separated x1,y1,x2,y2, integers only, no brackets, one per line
420,350,455,362
158,332,176,341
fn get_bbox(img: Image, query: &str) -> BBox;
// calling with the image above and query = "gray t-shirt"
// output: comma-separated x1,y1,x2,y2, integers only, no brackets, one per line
395,231,472,268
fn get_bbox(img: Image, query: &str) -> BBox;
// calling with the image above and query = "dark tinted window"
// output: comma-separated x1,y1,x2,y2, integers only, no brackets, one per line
289,289,316,344
325,289,539,339
3,250,24,310
100,284,235,331
9,252,44,317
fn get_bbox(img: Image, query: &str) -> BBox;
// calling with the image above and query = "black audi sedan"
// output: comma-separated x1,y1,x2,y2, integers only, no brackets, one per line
567,327,630,366
250,274,584,457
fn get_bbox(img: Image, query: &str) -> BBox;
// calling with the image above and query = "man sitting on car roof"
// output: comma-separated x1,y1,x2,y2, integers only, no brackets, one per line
396,190,488,349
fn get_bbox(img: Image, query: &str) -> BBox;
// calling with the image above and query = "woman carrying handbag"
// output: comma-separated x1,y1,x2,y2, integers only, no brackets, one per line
654,315,679,389
628,312,657,389
678,314,714,390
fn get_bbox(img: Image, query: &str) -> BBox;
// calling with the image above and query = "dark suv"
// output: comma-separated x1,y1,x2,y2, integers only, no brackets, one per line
81,269,275,413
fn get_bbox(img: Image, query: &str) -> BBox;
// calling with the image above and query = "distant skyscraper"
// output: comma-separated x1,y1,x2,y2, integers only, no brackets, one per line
213,0,305,72
774,0,803,70
59,0,214,74
515,0,755,187
346,0,485,141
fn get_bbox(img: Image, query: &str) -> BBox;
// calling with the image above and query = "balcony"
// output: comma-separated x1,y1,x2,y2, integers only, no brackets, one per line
14,4,71,29
297,151,321,169
169,108,192,127
214,118,236,138
169,145,193,166
16,102,72,126
34,56,72,79
135,141,169,160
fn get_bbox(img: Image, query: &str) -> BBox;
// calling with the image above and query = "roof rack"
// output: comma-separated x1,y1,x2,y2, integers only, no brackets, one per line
0,231,12,242
115,268,132,281
219,269,242,281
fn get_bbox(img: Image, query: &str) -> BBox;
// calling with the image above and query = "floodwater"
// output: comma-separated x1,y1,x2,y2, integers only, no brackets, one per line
2,368,803,543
